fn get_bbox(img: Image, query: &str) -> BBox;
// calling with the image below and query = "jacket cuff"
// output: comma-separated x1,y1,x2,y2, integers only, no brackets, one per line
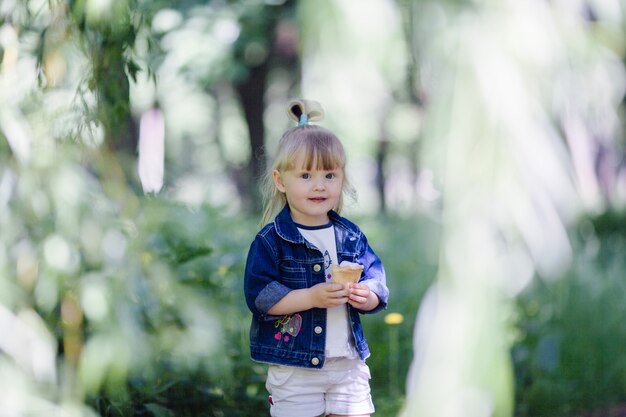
255,281,292,315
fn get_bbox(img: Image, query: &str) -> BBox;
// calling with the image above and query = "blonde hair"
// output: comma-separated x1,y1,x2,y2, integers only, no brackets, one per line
260,100,356,226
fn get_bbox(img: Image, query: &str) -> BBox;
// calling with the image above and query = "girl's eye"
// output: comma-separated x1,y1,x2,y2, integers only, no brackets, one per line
325,173,335,180
301,173,310,179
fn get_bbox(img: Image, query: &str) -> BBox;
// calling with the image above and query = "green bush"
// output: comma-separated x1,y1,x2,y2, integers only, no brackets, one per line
513,211,626,417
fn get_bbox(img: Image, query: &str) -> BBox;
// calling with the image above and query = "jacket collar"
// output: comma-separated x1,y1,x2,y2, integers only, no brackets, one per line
274,205,346,244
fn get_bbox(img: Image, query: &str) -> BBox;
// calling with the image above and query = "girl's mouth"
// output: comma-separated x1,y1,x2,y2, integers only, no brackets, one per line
309,197,326,203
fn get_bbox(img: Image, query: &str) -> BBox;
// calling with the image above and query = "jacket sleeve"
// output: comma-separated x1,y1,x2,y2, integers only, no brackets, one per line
243,234,292,317
358,233,389,314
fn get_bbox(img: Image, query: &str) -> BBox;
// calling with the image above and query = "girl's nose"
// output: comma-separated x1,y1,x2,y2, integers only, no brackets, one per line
312,177,325,190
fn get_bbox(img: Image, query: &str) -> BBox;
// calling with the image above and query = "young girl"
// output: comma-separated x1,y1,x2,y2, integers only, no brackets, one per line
244,99,389,417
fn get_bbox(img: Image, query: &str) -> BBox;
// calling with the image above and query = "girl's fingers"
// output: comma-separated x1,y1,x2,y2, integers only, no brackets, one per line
327,284,349,295
349,285,369,296
349,293,365,302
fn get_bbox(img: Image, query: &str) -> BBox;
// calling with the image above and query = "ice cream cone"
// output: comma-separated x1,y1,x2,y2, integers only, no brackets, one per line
331,263,363,284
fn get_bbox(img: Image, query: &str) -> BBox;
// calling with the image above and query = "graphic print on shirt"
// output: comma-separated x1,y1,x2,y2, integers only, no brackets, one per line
324,250,332,281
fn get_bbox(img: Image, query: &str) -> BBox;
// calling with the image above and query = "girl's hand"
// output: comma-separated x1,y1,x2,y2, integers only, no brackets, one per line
267,283,348,315
308,282,349,309
348,283,379,311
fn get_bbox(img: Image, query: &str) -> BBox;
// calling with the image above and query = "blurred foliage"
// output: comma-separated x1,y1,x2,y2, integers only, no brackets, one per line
88,198,264,416
0,135,261,414
2,0,626,416
513,211,626,417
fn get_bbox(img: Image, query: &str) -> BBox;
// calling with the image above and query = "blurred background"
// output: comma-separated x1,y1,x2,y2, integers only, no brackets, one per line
1,0,625,416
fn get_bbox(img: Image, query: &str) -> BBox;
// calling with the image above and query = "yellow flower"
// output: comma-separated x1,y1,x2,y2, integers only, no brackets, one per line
142,251,153,265
384,312,404,325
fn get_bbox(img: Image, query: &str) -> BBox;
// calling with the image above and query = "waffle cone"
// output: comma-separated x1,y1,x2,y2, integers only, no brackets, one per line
331,264,363,284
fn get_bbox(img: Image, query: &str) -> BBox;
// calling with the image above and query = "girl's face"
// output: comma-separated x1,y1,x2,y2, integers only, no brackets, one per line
272,151,344,226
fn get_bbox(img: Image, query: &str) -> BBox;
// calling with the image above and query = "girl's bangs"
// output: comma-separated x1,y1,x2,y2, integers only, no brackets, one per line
302,143,344,171
277,127,346,171
291,136,346,171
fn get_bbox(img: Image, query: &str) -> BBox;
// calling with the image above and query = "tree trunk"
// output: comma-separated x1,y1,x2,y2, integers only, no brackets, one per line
235,63,268,213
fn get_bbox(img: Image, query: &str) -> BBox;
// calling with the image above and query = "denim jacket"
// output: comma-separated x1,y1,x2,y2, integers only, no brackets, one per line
244,205,389,369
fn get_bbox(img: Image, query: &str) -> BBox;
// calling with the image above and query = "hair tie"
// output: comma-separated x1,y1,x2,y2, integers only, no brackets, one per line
287,99,325,125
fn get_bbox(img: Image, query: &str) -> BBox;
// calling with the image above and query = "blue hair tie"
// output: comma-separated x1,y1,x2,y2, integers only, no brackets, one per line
298,114,308,126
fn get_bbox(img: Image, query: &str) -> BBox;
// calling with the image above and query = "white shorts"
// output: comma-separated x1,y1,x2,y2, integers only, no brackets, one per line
265,357,375,417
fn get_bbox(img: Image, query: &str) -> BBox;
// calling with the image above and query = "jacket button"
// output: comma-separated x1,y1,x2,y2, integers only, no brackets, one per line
313,264,321,272
311,357,320,366
314,326,323,334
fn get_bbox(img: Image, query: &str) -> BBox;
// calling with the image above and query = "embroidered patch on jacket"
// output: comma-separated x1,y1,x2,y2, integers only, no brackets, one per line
274,313,302,342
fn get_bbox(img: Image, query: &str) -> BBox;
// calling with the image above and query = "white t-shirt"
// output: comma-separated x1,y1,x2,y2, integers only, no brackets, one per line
297,223,357,358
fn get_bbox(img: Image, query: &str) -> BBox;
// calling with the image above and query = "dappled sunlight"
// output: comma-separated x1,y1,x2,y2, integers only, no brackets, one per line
0,306,57,383
300,0,406,163
80,277,110,322
1,0,626,415
400,1,626,417
405,284,509,417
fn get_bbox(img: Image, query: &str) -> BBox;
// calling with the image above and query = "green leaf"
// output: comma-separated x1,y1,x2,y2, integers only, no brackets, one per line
144,403,175,417
126,59,142,82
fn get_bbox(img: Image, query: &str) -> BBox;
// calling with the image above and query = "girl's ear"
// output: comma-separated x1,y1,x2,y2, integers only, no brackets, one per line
272,170,286,193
